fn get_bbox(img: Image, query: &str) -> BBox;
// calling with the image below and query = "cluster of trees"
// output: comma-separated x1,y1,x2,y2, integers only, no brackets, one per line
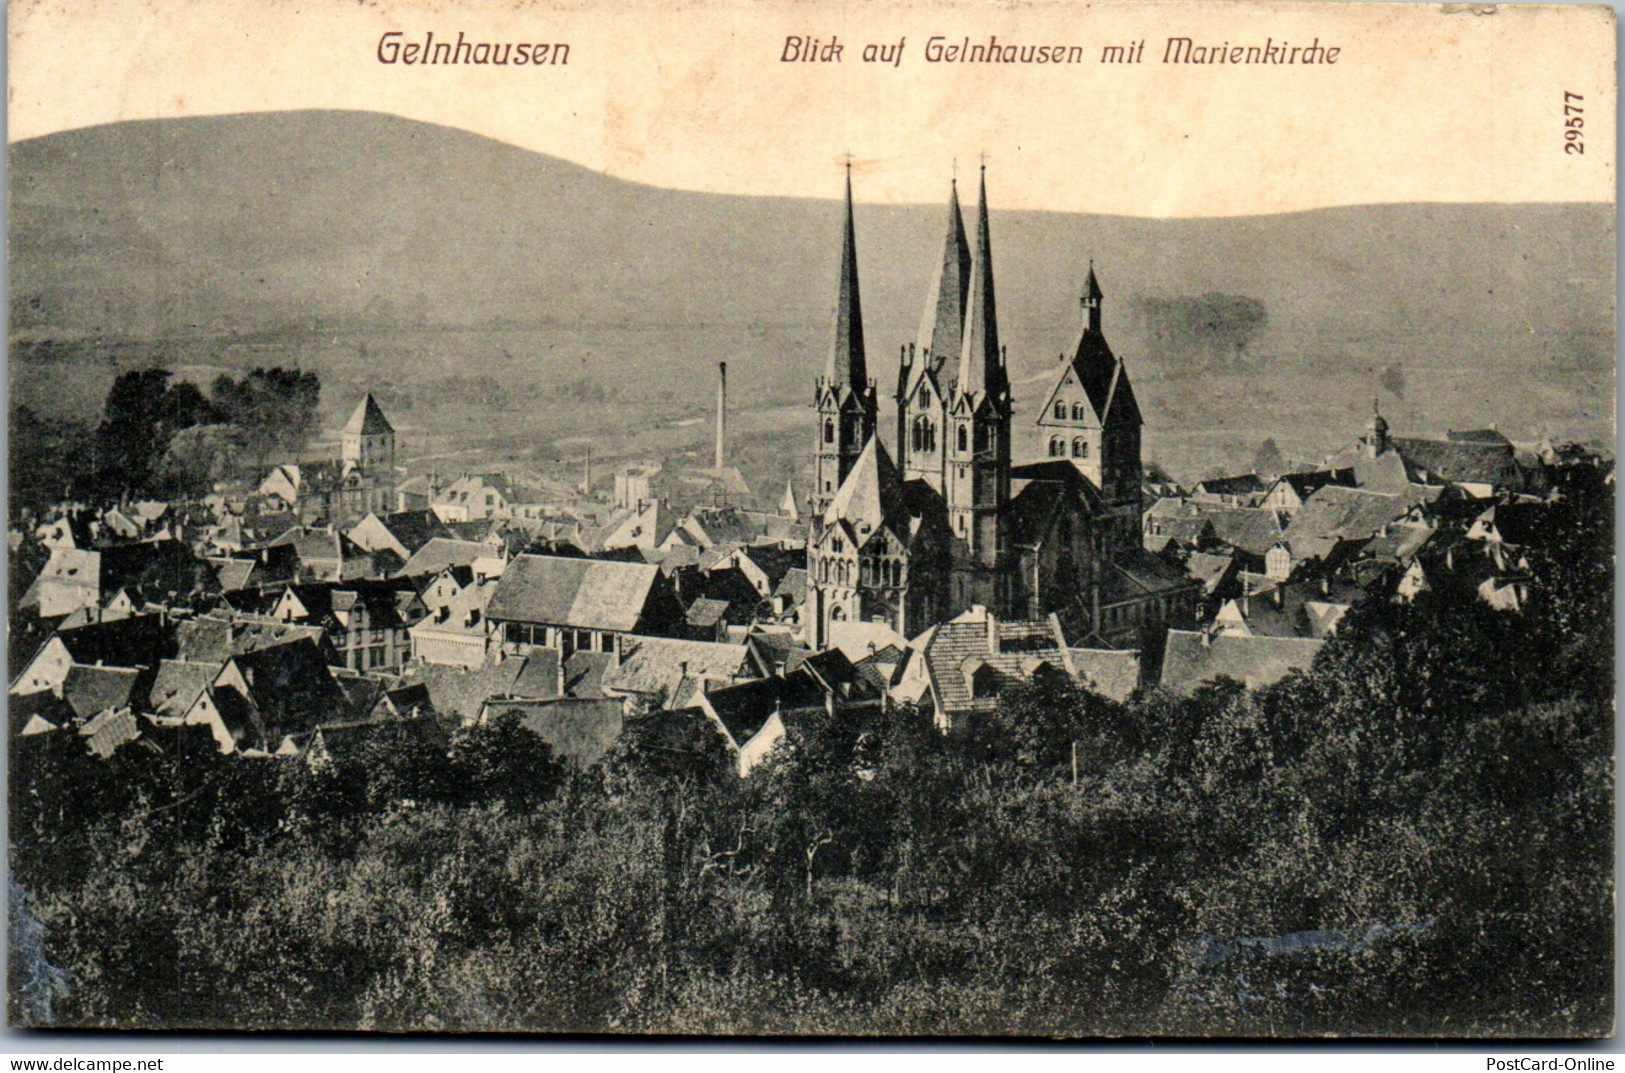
9,468,1612,1035
9,366,319,511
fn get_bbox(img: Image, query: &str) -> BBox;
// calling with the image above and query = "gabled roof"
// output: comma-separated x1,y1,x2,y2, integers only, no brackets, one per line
823,436,910,536
399,538,492,579
366,510,454,556
1272,468,1359,500
1159,630,1323,695
1360,522,1436,563
81,708,142,759
148,659,225,718
51,614,177,669
311,717,447,765
175,613,331,663
1006,465,1106,549
1067,648,1141,702
480,699,623,766
221,638,348,737
1391,437,1525,490
918,610,1072,716
604,637,762,700
415,656,552,723
704,671,832,750
685,598,731,630
1185,550,1237,595
1203,507,1288,558
563,650,615,699
486,554,663,632
1196,473,1269,498
62,664,147,720
1447,428,1513,447
1282,486,1411,556
343,394,394,436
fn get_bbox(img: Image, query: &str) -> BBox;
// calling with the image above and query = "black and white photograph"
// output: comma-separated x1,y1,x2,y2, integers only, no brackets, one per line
4,0,1616,1040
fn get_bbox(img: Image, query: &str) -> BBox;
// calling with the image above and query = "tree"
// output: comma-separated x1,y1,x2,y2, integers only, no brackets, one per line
210,367,321,469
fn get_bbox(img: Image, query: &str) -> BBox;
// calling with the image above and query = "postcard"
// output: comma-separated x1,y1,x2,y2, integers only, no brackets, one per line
6,0,1615,1037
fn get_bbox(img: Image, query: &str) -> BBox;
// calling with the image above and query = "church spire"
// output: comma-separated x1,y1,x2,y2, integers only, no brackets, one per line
917,176,972,369
826,164,868,391
958,165,1005,400
1081,259,1103,335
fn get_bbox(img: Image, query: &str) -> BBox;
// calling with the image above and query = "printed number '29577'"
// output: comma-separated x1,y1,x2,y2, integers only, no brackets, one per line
1564,92,1585,155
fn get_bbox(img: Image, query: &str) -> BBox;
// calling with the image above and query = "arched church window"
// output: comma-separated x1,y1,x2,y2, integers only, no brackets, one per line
912,416,936,453
1054,400,1067,420
1072,402,1088,421
824,419,834,444
957,426,969,453
1073,438,1088,458
1049,436,1065,457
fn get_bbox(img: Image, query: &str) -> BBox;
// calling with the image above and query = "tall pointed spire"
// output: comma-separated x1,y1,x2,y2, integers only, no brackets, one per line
826,163,868,390
958,165,1004,399
917,177,972,370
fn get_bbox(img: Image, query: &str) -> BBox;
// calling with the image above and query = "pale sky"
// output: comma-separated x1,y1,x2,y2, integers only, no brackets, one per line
8,0,1616,216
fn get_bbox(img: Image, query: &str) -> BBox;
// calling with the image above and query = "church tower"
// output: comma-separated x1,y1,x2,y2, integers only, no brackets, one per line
812,167,878,521
944,167,1012,609
896,177,971,492
342,393,396,475
1035,263,1143,553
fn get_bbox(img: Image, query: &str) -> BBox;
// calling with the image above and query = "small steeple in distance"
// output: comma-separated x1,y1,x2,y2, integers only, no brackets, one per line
341,393,396,473
1081,259,1104,336
1364,398,1390,458
812,163,879,521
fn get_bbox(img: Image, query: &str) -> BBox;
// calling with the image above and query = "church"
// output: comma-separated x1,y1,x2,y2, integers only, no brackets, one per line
805,168,1198,651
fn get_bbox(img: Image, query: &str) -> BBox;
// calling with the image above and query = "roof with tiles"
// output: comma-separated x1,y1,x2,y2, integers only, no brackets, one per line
222,638,349,736
1159,630,1323,695
1067,648,1142,702
148,659,225,718
486,554,663,632
175,613,331,663
62,664,148,721
481,698,623,766
919,609,1072,716
399,538,491,579
51,613,177,669
604,636,763,700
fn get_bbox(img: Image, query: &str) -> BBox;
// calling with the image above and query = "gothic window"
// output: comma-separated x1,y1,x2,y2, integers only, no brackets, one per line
1072,402,1088,421
975,423,990,452
957,425,968,453
911,416,937,453
1073,438,1088,459
1049,436,1065,457
1054,400,1066,420
824,419,834,444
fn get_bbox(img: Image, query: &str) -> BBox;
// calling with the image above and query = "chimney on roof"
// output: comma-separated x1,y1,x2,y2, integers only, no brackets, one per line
715,362,728,471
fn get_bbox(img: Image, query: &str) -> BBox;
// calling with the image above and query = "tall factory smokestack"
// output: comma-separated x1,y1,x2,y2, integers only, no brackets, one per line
715,361,728,470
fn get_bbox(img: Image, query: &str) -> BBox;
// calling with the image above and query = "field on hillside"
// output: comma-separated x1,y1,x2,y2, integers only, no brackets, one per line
13,314,1612,503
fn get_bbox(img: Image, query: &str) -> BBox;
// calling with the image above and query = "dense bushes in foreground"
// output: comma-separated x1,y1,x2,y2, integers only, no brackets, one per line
10,476,1612,1036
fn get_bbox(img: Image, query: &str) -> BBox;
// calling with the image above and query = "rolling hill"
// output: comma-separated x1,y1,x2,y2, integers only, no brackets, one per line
8,109,1614,482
